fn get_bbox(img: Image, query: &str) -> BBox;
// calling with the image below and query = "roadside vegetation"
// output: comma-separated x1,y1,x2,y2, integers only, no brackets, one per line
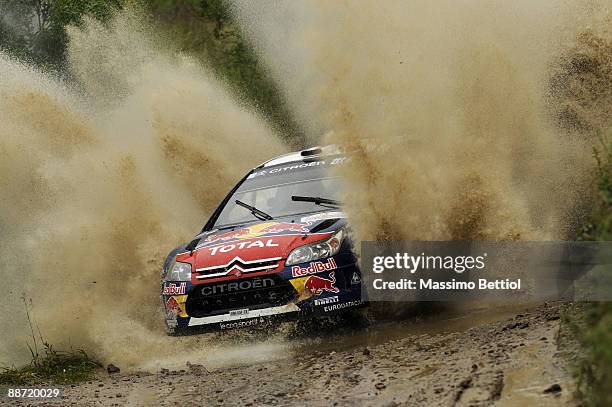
567,133,612,407
0,0,300,386
0,0,303,143
0,344,100,385
0,298,100,385
1,1,610,394
0,0,121,71
145,0,304,143
552,28,612,406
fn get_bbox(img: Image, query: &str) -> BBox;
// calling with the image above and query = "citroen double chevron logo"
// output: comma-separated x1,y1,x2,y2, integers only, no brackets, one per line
195,257,281,279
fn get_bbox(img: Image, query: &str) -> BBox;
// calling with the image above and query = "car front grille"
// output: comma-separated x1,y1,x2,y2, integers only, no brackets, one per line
186,274,297,318
194,257,281,279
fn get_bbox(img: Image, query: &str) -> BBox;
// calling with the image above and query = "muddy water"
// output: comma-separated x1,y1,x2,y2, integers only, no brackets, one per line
0,9,285,368
58,303,570,406
498,342,576,405
137,302,540,372
233,1,601,246
293,302,541,356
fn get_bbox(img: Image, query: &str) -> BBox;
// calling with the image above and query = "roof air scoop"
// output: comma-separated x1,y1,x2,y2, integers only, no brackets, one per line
300,147,322,156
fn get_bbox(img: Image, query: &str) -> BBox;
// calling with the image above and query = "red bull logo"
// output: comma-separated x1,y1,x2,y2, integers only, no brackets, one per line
304,271,339,295
165,296,181,316
202,222,310,245
291,258,337,277
162,282,186,295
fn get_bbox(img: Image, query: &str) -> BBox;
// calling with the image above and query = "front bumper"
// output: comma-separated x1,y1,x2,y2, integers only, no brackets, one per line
161,252,365,332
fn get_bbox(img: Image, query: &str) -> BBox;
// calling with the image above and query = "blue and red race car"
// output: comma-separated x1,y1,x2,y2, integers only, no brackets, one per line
161,146,365,333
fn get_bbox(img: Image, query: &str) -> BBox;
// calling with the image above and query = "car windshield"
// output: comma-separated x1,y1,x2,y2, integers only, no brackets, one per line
213,159,346,228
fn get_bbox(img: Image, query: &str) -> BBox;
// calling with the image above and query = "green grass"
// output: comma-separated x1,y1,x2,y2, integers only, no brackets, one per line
0,297,101,385
0,343,101,385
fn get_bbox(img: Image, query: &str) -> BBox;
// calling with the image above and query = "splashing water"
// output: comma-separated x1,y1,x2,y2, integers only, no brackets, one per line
0,10,285,366
3,1,612,368
232,0,611,242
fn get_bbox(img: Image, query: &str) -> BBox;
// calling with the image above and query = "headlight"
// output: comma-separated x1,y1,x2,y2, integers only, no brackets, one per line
164,260,192,281
286,229,345,266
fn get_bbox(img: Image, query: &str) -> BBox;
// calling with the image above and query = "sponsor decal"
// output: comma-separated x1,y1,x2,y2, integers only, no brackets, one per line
314,296,338,306
291,258,337,278
261,223,310,234
249,156,349,179
201,277,276,296
188,304,300,327
351,272,361,285
163,282,186,295
201,222,310,246
220,318,263,330
165,296,181,317
207,239,279,256
324,300,363,312
165,295,188,318
229,309,249,317
288,277,314,302
300,211,346,223
304,271,339,295
250,161,325,178
330,156,349,166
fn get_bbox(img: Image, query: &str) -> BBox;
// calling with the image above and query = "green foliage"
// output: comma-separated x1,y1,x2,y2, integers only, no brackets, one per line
0,0,122,70
571,132,612,406
0,0,304,143
144,0,304,144
579,302,612,407
52,0,122,22
0,297,100,385
0,343,100,385
579,133,612,241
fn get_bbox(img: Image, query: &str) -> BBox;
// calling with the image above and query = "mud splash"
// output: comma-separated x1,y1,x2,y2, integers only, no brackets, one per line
549,17,612,135
0,10,285,366
2,0,611,371
233,0,608,242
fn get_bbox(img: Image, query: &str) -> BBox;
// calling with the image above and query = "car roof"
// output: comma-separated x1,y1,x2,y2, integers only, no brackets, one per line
256,145,343,168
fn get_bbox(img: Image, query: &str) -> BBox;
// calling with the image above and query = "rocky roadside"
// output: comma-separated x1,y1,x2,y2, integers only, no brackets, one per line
8,303,577,406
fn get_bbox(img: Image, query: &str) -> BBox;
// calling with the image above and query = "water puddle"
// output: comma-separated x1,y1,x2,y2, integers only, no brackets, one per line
135,302,540,372
290,302,540,357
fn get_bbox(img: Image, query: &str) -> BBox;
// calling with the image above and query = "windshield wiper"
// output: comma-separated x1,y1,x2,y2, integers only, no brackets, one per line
235,200,274,221
291,195,341,207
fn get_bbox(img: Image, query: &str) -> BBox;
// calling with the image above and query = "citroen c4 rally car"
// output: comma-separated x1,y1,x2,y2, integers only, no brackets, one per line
161,146,365,333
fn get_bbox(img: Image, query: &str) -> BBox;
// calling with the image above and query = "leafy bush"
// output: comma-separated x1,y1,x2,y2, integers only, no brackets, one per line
0,0,122,71
572,133,612,406
580,133,612,241
0,0,304,143
143,0,304,143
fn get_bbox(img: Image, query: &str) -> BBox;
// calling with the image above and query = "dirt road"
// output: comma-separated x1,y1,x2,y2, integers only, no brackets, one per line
13,303,576,406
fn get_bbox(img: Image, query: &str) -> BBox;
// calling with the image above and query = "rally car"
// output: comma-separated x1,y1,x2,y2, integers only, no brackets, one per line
161,146,365,333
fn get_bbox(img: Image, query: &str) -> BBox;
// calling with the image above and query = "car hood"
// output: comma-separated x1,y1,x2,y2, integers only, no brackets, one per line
175,212,347,283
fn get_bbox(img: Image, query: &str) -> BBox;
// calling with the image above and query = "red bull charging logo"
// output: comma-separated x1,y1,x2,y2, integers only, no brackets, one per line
203,222,310,245
304,271,339,295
